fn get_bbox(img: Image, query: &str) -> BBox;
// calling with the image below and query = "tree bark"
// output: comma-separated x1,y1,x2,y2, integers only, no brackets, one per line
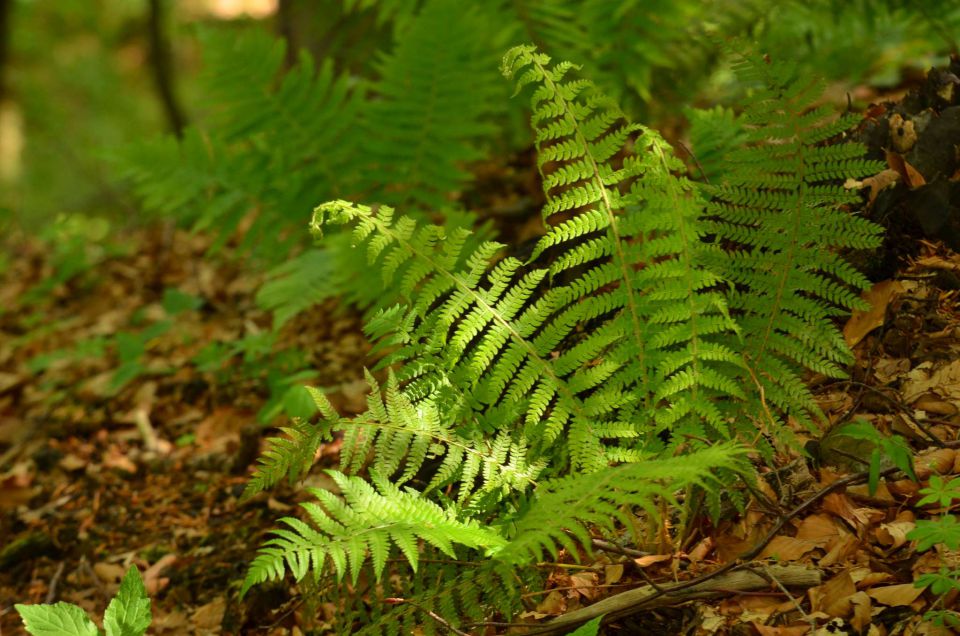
146,0,186,137
0,0,12,106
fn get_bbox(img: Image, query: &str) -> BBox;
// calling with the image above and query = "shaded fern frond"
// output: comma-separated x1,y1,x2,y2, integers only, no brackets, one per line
704,47,884,436
361,0,506,210
241,390,341,501
114,28,364,257
241,469,507,595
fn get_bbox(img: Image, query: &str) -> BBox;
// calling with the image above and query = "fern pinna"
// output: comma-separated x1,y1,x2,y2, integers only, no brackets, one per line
241,44,879,633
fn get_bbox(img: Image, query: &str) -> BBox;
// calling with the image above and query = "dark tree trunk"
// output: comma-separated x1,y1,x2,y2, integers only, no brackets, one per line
276,0,298,68
0,0,12,106
147,0,186,137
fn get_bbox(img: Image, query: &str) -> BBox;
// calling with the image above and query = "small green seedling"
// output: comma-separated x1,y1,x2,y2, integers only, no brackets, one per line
16,566,151,636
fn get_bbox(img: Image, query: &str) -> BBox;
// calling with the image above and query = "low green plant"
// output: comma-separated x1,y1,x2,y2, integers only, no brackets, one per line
238,40,882,633
15,566,151,636
910,475,960,628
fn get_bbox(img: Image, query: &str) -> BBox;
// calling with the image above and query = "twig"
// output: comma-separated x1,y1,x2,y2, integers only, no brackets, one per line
44,562,66,604
588,538,650,559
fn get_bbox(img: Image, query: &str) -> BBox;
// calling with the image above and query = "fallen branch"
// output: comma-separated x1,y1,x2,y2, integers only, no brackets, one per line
520,564,821,635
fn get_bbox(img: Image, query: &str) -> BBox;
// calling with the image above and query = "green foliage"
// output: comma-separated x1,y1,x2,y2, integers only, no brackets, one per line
704,46,884,446
909,475,960,628
243,40,878,631
16,566,151,636
834,421,915,493
568,616,604,636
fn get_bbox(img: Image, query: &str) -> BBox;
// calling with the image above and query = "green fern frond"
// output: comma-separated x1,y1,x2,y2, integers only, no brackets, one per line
704,47,884,436
334,370,545,505
495,443,748,564
241,469,507,596
502,44,744,450
241,393,339,502
360,0,506,209
115,28,364,257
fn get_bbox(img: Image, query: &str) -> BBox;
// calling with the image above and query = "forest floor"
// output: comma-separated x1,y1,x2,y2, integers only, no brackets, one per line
3,68,960,636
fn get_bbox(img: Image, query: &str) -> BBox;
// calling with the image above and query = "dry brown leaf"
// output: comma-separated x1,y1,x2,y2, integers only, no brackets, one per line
143,553,177,595
819,533,860,567
633,553,672,568
760,536,822,561
886,149,926,187
914,448,956,480
866,583,925,607
849,591,873,633
856,169,900,206
810,570,857,617
876,520,915,549
753,623,811,635
843,280,904,348
823,492,881,529
903,360,960,404
535,590,566,615
192,596,226,633
796,514,840,543
568,571,600,601
93,562,127,584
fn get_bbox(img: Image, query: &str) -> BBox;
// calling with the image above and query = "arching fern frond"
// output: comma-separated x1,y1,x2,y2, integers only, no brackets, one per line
241,388,342,501
502,44,744,451
336,369,545,505
241,470,507,596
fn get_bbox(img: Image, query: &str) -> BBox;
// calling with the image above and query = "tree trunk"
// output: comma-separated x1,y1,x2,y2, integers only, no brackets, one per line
146,0,186,137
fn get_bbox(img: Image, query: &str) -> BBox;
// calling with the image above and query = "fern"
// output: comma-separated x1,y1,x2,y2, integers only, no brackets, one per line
243,41,882,632
241,469,508,595
703,47,884,440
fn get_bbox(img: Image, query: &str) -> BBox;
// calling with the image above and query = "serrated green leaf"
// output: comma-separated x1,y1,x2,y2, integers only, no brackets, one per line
15,602,100,636
103,566,152,636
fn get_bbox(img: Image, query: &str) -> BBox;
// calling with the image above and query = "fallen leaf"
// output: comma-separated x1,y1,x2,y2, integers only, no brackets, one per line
568,571,600,601
193,596,226,633
809,570,856,617
143,553,177,595
914,448,956,479
93,562,127,584
535,590,565,615
886,150,926,187
633,553,672,568
604,563,624,585
753,623,811,636
760,536,821,561
876,520,915,549
866,583,925,606
849,591,872,633
843,280,904,348
857,169,900,206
